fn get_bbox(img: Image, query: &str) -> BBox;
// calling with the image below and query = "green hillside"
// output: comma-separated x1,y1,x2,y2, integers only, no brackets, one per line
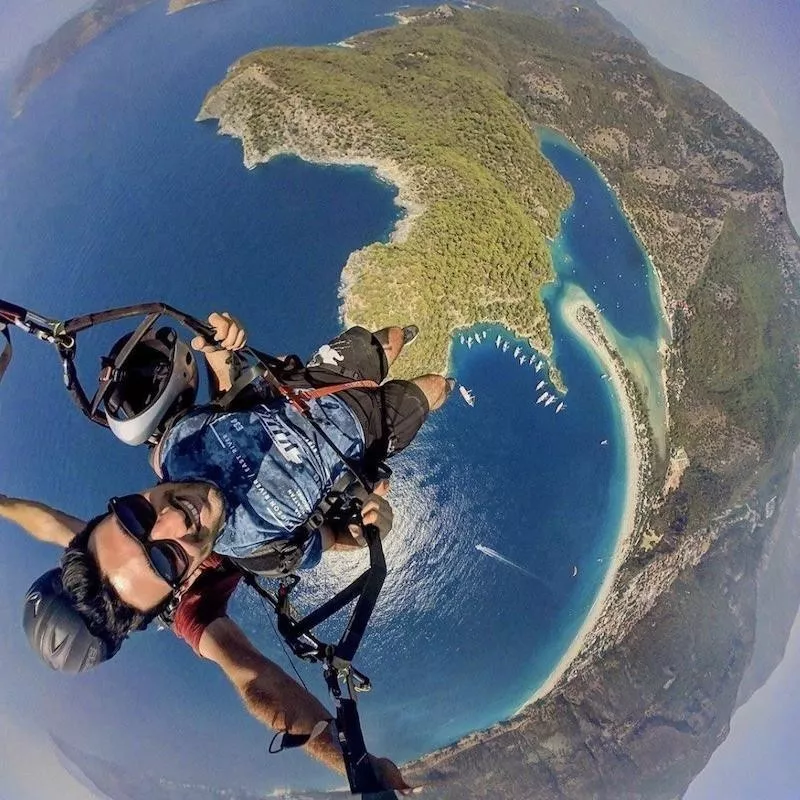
200,13,572,376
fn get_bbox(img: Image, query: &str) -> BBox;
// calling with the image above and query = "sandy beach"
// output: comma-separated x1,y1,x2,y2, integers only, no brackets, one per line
516,285,644,710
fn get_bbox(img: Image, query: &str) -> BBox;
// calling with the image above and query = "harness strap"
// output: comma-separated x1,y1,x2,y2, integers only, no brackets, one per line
278,379,380,414
213,355,379,416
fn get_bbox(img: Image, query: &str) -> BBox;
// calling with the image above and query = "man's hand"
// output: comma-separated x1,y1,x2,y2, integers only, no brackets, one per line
369,755,420,796
191,312,247,354
321,481,394,552
190,312,248,395
348,479,393,546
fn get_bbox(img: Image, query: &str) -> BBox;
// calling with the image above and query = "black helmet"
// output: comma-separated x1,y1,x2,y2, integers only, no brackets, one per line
23,569,116,673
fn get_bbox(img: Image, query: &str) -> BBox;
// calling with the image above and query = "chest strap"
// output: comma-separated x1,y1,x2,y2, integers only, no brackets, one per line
279,379,379,413
215,361,379,414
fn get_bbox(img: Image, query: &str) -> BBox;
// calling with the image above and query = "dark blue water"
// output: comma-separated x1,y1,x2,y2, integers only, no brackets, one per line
0,3,660,793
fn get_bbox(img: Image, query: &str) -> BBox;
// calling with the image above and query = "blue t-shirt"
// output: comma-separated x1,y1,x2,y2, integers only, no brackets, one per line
158,396,364,569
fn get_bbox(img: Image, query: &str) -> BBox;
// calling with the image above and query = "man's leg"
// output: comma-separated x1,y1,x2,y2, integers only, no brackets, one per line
370,327,450,415
358,374,452,462
372,325,417,368
305,326,451,461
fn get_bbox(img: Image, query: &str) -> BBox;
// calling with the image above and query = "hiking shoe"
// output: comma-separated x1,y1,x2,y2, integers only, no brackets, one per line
402,325,419,346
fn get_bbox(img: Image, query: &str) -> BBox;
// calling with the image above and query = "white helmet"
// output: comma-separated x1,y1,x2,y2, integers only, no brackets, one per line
103,327,198,446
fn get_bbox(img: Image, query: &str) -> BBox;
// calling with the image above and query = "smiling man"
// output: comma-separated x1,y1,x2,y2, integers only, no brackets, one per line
65,482,226,632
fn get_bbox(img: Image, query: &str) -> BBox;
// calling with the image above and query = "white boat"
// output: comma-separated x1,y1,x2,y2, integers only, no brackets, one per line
513,346,521,359
535,361,544,373
572,565,578,578
519,355,527,365
473,333,481,344
482,331,488,340
502,342,509,352
544,396,556,407
467,336,473,349
600,439,608,445
460,335,465,344
536,380,546,391
556,402,565,413
459,386,475,407
495,335,502,348
536,392,549,404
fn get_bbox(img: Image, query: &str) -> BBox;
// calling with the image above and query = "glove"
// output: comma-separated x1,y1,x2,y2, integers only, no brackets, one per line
171,554,242,654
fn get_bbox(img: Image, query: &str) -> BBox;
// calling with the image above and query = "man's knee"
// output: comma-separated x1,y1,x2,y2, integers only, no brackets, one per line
411,374,449,411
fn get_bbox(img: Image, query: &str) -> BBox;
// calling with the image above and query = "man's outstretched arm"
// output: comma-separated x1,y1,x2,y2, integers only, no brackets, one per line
172,562,343,771
0,494,84,546
172,557,415,793
198,616,345,773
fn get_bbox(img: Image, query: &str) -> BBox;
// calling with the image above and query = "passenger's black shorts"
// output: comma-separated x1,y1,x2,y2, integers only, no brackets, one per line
303,327,429,463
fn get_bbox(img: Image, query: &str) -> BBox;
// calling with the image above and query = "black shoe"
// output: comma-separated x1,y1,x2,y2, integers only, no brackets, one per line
402,325,419,346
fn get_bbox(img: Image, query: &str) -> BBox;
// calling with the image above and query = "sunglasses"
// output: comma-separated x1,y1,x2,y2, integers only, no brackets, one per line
108,495,190,588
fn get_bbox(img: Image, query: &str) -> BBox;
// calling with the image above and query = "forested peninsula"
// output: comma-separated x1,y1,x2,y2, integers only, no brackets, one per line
198,9,571,376
198,3,800,798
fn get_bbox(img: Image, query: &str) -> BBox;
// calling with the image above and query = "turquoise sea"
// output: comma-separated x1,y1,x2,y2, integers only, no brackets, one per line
0,1,664,792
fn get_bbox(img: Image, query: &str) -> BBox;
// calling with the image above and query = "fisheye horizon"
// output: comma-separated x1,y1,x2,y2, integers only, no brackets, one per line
1,2,799,799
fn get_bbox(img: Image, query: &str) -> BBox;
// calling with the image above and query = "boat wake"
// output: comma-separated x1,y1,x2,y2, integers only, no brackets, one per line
475,544,557,591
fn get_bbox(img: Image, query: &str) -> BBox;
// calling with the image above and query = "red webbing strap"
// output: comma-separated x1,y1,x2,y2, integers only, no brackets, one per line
280,379,380,413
